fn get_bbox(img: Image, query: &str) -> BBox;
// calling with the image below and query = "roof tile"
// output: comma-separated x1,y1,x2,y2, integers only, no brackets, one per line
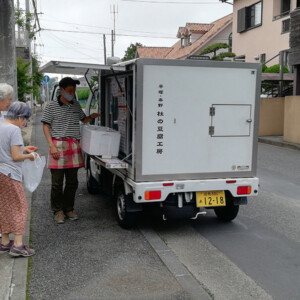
137,13,232,60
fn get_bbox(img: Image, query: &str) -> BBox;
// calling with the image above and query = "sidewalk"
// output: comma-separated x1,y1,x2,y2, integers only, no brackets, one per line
0,113,35,300
1,116,300,299
258,136,300,151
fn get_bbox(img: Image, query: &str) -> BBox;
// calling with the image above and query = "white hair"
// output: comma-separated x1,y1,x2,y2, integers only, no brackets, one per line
0,83,14,101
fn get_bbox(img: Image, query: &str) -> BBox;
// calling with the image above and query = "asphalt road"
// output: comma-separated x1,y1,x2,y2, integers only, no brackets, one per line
28,112,300,300
153,143,300,300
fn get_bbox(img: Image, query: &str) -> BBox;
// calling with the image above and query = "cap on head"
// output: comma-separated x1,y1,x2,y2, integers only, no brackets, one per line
59,77,80,89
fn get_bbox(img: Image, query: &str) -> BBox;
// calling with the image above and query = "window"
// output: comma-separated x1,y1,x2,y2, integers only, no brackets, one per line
281,0,290,14
237,2,262,33
247,2,262,28
297,0,300,7
228,33,232,52
282,18,290,33
181,38,185,48
188,35,192,45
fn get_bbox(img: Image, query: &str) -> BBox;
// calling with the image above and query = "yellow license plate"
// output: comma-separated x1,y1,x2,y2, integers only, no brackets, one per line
196,191,226,207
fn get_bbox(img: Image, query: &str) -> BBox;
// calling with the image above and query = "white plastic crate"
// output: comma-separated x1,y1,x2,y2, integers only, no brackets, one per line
81,125,121,157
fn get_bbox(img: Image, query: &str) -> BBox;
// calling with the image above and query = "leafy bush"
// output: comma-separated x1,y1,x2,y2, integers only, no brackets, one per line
198,43,235,61
261,64,292,97
77,89,90,100
212,52,236,61
263,64,289,73
199,43,229,56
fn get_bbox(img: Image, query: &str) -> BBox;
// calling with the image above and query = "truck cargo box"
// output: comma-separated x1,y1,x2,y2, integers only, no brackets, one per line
106,59,261,182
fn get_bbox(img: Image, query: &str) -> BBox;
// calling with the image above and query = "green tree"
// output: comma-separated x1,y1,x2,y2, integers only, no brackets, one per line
32,57,43,100
122,42,143,61
16,57,43,102
198,43,235,61
15,8,35,38
17,58,32,102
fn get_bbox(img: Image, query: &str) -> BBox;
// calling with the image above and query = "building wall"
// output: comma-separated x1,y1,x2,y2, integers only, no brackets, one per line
232,0,298,65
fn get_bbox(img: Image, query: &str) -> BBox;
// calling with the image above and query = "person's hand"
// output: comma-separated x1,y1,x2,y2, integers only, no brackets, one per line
90,113,100,119
50,145,60,160
25,145,38,153
29,152,38,161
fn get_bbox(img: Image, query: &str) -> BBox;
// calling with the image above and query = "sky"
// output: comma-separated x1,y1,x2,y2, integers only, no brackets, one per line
23,0,233,67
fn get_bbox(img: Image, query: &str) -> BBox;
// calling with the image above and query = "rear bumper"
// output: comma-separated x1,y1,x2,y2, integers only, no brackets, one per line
128,177,259,203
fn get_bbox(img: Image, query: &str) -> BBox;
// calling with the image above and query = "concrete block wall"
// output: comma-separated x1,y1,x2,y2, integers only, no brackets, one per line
283,96,300,143
259,97,284,136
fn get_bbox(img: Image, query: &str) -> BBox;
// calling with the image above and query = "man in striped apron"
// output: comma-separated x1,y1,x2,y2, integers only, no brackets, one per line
41,77,99,224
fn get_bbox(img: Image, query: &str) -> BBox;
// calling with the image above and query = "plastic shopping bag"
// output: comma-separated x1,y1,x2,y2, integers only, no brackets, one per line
22,153,46,192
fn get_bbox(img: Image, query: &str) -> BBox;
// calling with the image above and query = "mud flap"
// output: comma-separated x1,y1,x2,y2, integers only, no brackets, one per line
126,193,143,212
233,197,247,205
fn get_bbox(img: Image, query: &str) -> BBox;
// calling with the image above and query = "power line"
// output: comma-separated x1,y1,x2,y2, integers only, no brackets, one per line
42,55,103,60
42,28,177,39
31,0,41,32
41,18,174,37
41,17,111,31
46,31,98,60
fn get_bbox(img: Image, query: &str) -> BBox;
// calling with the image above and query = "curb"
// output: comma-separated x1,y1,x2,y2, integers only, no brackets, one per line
140,227,211,300
258,137,300,151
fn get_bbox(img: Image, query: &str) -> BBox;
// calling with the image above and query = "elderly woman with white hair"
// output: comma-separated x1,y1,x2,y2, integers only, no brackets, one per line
0,83,13,121
0,101,38,257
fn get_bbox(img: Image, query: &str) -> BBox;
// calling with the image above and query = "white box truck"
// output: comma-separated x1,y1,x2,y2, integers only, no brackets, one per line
83,58,261,229
40,58,261,229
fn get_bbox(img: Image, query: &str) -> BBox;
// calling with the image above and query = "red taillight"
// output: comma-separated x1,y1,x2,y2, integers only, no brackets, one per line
163,183,174,186
237,186,252,195
145,190,161,200
226,180,237,184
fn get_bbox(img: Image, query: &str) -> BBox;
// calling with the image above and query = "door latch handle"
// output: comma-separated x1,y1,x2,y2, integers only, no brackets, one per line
246,119,252,123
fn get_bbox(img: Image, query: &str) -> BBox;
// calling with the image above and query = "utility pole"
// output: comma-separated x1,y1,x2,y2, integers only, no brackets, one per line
26,0,34,108
0,0,18,99
110,4,118,57
111,30,114,57
103,34,107,64
17,0,21,42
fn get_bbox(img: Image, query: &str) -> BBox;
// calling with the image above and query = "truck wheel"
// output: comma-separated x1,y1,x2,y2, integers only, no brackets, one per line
86,167,99,194
115,189,137,229
214,204,239,222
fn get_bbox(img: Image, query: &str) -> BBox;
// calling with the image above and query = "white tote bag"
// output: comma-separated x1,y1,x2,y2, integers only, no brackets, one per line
22,153,46,192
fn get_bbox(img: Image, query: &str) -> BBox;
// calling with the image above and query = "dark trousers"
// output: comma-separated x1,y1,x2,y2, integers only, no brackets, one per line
50,168,79,213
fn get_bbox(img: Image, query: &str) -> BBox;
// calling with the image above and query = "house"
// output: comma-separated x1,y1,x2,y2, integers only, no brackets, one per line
232,0,300,65
137,14,232,60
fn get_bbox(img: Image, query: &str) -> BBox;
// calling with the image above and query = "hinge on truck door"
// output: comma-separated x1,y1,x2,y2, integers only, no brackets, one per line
209,126,215,135
209,106,215,116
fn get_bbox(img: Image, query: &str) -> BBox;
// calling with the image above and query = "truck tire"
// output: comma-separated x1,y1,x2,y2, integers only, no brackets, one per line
214,204,239,222
86,166,99,194
115,188,137,229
